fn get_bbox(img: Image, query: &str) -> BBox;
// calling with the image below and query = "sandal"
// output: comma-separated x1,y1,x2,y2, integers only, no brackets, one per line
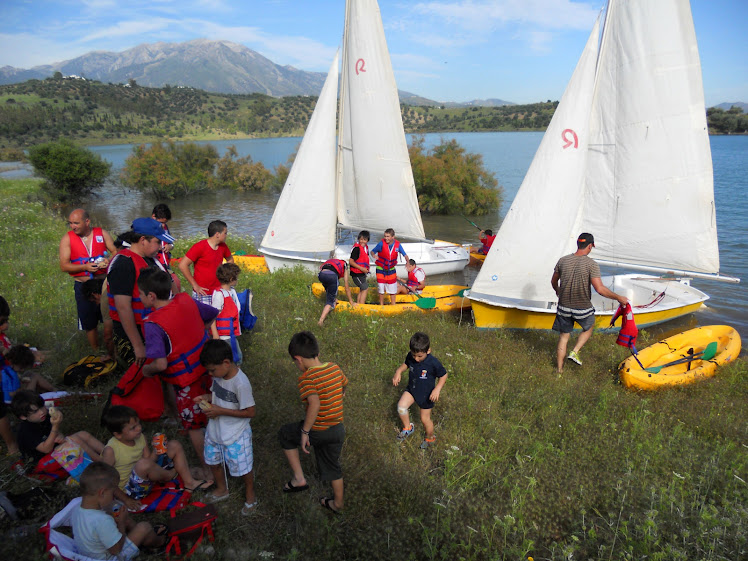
319,496,341,515
185,479,214,493
204,492,231,504
282,480,309,493
241,501,258,515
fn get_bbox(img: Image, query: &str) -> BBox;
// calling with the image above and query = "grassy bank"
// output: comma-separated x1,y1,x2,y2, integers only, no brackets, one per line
1,178,746,560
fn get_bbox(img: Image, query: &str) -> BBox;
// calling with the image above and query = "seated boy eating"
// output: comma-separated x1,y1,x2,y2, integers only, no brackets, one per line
101,405,213,503
72,462,167,560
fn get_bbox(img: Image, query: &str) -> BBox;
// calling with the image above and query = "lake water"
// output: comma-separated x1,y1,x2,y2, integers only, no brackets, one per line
4,132,745,340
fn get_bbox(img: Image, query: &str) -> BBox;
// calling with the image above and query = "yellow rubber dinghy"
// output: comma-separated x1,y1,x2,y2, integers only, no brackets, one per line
232,254,269,273
311,283,467,302
619,325,741,390
469,252,486,267
311,283,471,315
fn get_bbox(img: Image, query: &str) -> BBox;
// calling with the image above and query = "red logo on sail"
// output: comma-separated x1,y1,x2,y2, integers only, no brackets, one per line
562,129,578,149
355,59,366,75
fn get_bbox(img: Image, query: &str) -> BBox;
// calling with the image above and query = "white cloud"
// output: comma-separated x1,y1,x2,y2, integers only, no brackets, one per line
78,18,175,43
0,33,93,67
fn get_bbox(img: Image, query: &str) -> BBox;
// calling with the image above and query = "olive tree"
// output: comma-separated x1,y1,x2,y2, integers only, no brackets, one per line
28,139,111,201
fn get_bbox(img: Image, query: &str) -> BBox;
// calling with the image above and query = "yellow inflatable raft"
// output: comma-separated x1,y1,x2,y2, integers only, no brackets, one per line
170,254,269,274
311,283,471,315
618,325,741,390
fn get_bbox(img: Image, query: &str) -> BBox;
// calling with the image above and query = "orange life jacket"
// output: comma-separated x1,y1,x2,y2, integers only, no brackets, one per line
375,240,401,271
320,259,346,278
107,249,152,325
215,289,240,337
68,228,107,279
145,293,209,387
351,242,370,274
406,266,425,289
610,303,638,349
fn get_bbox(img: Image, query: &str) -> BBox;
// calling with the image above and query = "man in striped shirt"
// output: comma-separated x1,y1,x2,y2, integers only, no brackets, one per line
278,331,348,514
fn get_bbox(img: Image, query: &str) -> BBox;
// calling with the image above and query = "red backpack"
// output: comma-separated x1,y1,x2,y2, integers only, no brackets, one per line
109,362,164,422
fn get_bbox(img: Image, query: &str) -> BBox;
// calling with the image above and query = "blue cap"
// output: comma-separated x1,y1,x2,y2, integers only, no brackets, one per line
131,218,176,244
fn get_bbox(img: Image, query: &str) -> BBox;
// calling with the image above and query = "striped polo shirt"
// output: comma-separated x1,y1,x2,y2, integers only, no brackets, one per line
298,362,348,430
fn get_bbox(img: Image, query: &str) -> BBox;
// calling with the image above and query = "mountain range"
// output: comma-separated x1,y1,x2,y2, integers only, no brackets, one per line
0,39,514,107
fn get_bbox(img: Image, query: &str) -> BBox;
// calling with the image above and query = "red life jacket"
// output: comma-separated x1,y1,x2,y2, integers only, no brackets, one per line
145,293,209,387
351,243,370,274
156,224,172,267
610,303,638,349
107,249,153,325
375,240,401,271
68,228,108,279
321,259,346,278
215,289,240,337
406,266,425,289
480,234,496,255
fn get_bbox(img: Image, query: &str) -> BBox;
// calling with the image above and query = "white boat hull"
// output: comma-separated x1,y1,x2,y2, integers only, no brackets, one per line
261,241,469,275
469,274,709,330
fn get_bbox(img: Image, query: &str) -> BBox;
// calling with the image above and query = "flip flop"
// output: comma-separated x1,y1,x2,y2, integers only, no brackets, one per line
204,492,231,504
282,480,309,493
185,479,214,493
319,497,341,515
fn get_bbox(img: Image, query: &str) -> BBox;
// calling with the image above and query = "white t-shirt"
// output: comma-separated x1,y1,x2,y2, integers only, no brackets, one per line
211,288,241,339
71,505,123,560
206,369,254,445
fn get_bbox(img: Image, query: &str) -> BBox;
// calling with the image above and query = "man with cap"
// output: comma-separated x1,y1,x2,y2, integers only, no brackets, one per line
551,233,628,374
107,218,175,367
59,208,117,355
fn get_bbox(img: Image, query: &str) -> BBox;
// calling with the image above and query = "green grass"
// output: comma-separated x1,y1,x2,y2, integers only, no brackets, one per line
1,178,746,560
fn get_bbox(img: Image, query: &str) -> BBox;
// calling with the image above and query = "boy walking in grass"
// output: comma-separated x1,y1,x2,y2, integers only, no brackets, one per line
196,339,257,514
279,331,347,514
392,332,448,449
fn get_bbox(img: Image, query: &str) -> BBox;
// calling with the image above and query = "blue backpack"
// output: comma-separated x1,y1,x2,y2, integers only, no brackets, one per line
236,289,257,331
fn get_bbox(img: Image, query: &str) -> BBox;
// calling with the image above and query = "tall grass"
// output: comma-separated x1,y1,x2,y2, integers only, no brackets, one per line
1,178,746,560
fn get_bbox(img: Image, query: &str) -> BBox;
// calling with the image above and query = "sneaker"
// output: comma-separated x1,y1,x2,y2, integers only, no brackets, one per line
567,350,582,365
397,423,415,441
420,437,436,450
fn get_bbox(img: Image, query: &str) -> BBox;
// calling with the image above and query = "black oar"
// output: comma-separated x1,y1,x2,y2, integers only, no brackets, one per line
643,342,718,374
396,280,436,309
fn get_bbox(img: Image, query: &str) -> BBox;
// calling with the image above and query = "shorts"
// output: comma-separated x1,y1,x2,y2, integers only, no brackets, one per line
318,269,339,307
406,389,436,410
377,282,397,295
278,421,345,481
192,292,214,305
125,453,173,499
115,538,140,561
74,281,102,331
552,305,595,333
174,374,211,431
204,425,253,477
350,273,368,290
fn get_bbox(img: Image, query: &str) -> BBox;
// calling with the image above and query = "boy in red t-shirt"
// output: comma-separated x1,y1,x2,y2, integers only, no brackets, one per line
178,220,234,304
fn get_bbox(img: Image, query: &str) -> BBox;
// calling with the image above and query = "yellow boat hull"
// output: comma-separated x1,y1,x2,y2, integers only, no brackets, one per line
618,325,741,390
311,283,467,302
469,252,486,267
232,255,269,273
311,283,471,315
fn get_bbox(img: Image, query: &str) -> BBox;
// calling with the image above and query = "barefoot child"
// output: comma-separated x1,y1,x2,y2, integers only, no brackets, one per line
101,405,213,504
72,462,167,560
196,339,257,514
279,331,347,513
392,332,448,449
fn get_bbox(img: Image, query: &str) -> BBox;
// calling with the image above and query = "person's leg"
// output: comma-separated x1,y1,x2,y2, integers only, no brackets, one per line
127,521,162,548
573,327,594,354
242,470,255,504
162,382,178,421
283,448,307,487
134,457,175,482
165,439,212,489
318,304,333,326
330,477,344,510
358,287,368,304
396,392,415,431
0,415,18,455
420,408,434,439
75,282,101,353
69,431,104,461
187,428,209,477
208,463,228,498
556,332,571,373
27,373,55,393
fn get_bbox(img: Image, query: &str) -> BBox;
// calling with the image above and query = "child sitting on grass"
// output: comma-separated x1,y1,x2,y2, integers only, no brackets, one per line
195,339,256,514
210,263,243,363
101,405,214,505
2,346,55,404
11,389,105,474
1,295,45,364
72,462,167,561
392,332,448,449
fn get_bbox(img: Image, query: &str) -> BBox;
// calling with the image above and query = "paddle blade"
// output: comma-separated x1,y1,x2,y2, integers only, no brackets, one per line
414,297,436,310
701,341,718,361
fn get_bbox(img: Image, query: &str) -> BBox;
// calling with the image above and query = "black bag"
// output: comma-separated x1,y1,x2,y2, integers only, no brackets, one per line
62,355,116,387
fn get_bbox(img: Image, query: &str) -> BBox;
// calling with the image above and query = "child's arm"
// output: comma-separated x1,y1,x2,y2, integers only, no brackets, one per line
429,373,448,402
300,394,320,454
35,414,65,454
113,487,142,512
204,404,255,420
193,393,212,405
392,363,407,386
341,272,355,307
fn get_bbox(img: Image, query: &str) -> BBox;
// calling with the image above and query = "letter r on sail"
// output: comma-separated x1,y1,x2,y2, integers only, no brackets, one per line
562,129,578,149
355,59,366,75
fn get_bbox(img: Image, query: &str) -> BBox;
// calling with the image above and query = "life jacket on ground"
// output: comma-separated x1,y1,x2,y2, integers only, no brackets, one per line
320,259,346,278
145,293,209,387
68,228,107,279
215,289,240,337
479,234,496,255
610,303,638,349
375,240,401,284
107,249,152,325
407,266,426,290
351,243,370,274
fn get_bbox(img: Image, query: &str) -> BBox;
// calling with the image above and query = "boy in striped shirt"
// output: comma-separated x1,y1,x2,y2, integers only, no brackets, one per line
278,331,347,514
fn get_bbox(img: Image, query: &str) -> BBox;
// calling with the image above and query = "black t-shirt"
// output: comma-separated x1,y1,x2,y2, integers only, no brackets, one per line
17,418,52,462
349,247,367,276
107,254,156,297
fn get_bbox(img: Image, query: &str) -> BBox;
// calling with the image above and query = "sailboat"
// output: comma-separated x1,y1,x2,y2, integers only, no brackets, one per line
259,0,469,275
468,0,739,330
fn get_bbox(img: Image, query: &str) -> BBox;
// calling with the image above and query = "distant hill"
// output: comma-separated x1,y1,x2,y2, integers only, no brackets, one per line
714,102,747,112
399,92,515,108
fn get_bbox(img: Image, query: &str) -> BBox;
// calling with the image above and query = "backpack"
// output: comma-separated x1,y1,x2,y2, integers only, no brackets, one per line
62,355,116,387
166,503,218,560
236,288,257,331
106,362,164,422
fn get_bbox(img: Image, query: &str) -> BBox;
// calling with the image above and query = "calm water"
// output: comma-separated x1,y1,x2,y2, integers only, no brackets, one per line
5,133,745,339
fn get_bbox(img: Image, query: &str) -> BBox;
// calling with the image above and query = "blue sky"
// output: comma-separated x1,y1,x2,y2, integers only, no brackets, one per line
1,0,745,106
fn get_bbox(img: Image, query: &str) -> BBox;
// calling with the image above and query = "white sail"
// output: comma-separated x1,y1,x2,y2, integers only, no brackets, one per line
470,16,601,306
336,0,425,239
260,52,339,256
580,0,719,274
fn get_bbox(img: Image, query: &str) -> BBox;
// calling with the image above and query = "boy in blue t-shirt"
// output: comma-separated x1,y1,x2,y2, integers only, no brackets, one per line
392,332,448,449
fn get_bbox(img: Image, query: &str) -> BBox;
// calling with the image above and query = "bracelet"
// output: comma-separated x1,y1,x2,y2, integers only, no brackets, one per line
301,428,310,435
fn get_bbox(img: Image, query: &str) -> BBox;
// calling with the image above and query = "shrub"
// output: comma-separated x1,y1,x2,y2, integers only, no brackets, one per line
215,145,275,191
409,137,502,215
27,139,110,200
